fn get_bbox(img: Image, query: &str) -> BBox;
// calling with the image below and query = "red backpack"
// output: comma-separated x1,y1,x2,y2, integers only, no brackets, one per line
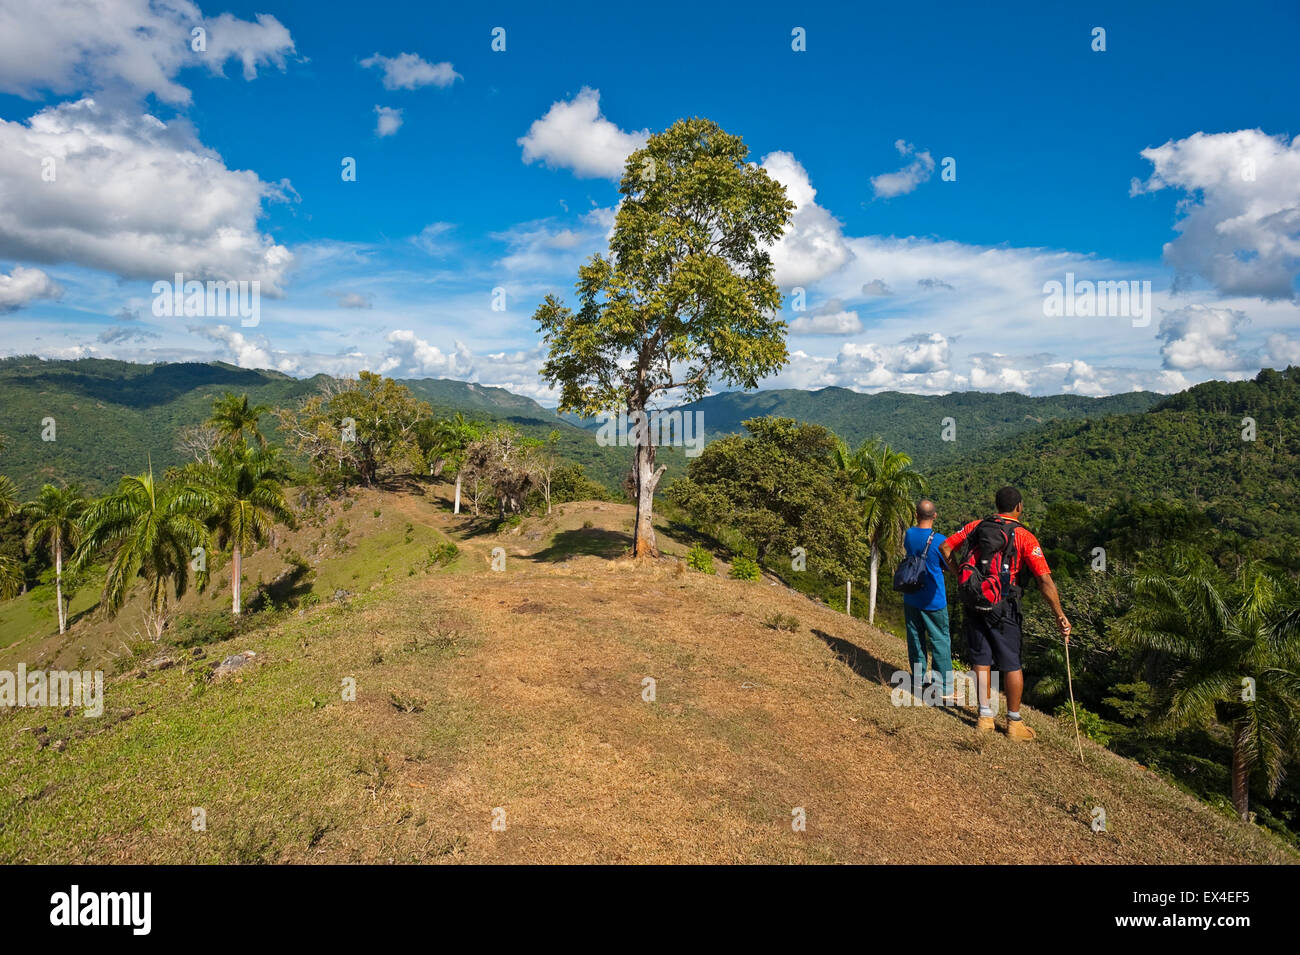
957,516,1023,614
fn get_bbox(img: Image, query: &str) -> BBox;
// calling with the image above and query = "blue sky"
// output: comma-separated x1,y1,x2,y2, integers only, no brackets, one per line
1,0,1298,402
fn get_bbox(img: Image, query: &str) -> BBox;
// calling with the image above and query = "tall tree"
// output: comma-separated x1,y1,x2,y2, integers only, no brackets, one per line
73,468,212,639
276,372,429,486
1121,551,1300,821
669,417,869,581
189,445,295,616
535,118,794,557
836,438,926,624
426,412,481,514
22,483,87,633
209,392,270,448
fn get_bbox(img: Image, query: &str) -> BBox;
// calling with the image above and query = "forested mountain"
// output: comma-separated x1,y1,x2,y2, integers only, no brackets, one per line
0,357,629,494
927,367,1300,567
653,386,1163,467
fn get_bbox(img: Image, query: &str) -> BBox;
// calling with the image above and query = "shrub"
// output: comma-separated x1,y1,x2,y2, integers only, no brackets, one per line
686,544,715,574
764,612,799,632
1055,702,1112,746
424,541,459,569
728,556,761,581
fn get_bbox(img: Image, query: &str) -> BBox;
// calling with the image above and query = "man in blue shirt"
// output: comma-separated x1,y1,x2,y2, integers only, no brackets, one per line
902,499,954,702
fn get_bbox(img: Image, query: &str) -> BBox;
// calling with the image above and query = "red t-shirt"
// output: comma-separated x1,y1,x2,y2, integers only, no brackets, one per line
947,517,1051,582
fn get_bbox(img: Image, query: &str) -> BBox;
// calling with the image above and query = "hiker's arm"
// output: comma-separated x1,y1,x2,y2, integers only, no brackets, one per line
1036,573,1072,641
939,539,960,573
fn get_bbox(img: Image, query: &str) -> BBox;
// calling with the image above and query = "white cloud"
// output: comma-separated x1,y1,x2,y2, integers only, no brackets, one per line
379,329,471,377
374,105,403,137
1156,304,1256,370
0,265,61,312
0,98,294,292
518,87,649,180
871,140,935,199
861,279,892,296
760,151,852,286
0,0,294,105
1132,129,1300,300
789,300,862,335
190,323,296,374
492,207,614,274
412,222,455,256
360,52,460,90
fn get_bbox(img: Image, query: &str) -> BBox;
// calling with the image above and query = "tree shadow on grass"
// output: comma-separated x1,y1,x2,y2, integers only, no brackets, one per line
812,627,978,727
528,528,630,562
812,628,897,688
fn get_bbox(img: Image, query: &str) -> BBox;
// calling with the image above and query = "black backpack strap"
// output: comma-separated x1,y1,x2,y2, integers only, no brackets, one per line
920,529,936,558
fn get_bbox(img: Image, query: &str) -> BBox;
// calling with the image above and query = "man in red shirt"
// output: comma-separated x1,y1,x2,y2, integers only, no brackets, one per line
939,486,1071,740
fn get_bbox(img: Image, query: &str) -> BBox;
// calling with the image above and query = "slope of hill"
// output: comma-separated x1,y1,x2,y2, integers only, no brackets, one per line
927,367,1300,561
0,357,630,494
0,486,1292,864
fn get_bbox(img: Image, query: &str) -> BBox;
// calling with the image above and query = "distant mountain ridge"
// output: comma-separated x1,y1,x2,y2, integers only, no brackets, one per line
0,356,1177,496
0,357,583,494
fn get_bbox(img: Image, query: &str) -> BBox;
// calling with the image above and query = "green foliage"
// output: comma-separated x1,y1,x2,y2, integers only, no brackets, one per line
728,556,761,581
669,417,869,581
1119,549,1300,816
1055,702,1113,746
686,544,715,574
72,468,213,637
424,542,459,569
550,463,612,504
928,367,1300,568
764,612,800,632
534,118,794,417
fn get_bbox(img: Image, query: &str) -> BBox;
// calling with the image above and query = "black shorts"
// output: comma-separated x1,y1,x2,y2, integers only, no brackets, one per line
964,603,1023,672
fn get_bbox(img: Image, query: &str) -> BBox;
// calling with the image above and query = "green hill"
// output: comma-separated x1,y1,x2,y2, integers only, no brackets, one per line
656,387,1164,468
926,367,1300,565
0,357,632,495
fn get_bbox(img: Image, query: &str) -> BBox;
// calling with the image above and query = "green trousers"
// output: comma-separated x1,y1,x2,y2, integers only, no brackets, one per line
903,604,953,695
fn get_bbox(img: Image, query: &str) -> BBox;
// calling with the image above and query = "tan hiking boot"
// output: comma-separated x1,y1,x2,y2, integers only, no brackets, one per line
976,715,996,733
1005,718,1036,740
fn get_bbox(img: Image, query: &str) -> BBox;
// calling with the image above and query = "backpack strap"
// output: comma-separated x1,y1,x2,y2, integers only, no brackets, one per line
920,529,936,558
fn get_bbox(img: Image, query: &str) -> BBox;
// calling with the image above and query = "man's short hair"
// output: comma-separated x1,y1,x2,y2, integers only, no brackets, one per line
995,486,1022,513
916,499,936,521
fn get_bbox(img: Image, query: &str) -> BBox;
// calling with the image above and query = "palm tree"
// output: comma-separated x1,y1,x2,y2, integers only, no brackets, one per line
430,413,480,514
209,392,270,448
22,484,87,633
1121,549,1300,820
0,475,17,517
73,467,213,639
0,476,21,599
190,444,295,615
835,438,926,624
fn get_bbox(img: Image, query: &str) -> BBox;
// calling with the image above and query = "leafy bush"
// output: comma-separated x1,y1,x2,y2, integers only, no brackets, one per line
686,544,714,574
1055,702,1112,746
729,556,760,581
424,541,459,569
764,612,799,632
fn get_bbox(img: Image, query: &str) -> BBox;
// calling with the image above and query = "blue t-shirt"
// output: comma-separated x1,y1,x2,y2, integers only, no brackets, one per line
901,526,948,611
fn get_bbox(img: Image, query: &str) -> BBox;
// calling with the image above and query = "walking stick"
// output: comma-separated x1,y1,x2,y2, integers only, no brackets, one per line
1064,635,1084,765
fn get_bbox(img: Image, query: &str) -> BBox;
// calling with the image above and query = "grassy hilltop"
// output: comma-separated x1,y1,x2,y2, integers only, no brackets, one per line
1,483,1292,864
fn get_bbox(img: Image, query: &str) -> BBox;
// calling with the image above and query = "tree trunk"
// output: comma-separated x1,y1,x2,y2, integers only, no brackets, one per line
232,544,242,616
54,536,65,634
1231,719,1250,821
632,432,664,558
453,473,462,514
868,543,879,624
